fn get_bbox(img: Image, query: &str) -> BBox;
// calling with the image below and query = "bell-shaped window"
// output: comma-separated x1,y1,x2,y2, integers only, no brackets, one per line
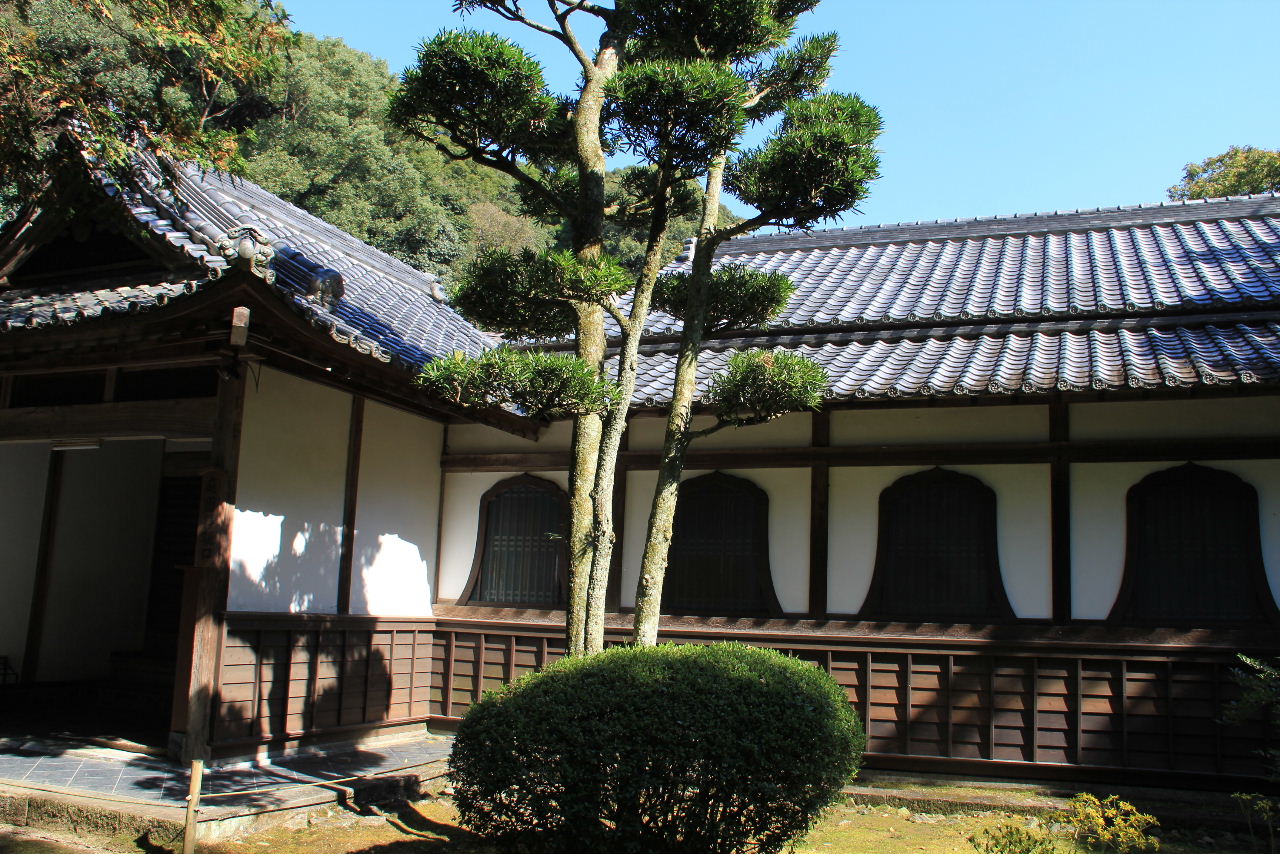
860,468,1014,622
461,475,568,607
1110,463,1276,625
663,472,781,617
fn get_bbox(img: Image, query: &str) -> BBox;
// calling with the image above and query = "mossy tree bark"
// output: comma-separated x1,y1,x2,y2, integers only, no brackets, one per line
582,170,674,652
565,34,618,656
632,157,727,646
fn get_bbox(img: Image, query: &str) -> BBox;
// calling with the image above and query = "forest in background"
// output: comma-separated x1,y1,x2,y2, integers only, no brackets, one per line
1,0,735,282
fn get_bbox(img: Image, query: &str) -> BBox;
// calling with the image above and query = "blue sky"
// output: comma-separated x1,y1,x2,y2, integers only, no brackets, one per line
282,0,1280,231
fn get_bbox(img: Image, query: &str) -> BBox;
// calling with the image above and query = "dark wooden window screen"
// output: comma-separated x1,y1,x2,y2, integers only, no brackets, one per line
861,467,1014,622
461,475,568,608
1110,463,1277,626
663,472,782,617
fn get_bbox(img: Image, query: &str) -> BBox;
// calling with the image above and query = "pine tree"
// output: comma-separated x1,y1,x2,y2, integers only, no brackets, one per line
392,0,882,650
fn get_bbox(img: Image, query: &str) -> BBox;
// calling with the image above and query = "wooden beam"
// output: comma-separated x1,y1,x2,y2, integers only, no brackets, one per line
809,410,830,619
102,367,118,403
442,436,1280,472
171,359,246,761
337,397,365,615
1050,402,1072,624
607,421,629,612
0,398,216,441
20,449,65,682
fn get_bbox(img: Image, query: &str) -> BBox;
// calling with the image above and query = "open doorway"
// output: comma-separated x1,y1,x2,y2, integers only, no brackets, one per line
0,441,205,751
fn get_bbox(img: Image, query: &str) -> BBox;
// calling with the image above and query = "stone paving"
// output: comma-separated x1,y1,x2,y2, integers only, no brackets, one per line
0,733,454,810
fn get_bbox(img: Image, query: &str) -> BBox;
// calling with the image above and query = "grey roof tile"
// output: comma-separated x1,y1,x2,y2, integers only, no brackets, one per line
627,321,1280,404
630,197,1280,338
619,195,1280,404
1,154,492,369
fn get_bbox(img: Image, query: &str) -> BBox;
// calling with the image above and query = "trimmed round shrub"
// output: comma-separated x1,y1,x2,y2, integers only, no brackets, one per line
448,642,864,854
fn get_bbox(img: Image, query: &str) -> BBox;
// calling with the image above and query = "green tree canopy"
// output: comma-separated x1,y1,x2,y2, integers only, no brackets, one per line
241,32,478,275
1169,146,1280,201
0,0,289,205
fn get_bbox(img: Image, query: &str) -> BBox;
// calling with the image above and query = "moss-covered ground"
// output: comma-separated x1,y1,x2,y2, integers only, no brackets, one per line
1,793,1260,853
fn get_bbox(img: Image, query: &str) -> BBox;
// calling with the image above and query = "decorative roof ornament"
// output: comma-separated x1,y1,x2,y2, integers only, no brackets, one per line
306,267,345,309
216,225,276,284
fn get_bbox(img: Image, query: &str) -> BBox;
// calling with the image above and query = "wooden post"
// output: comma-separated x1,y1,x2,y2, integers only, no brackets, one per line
171,358,246,761
808,409,830,619
337,396,365,615
181,758,204,854
1049,401,1072,624
20,449,65,682
606,418,629,612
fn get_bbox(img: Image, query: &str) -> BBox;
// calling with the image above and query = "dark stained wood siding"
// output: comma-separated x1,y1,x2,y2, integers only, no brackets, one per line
214,614,1270,783
214,621,433,746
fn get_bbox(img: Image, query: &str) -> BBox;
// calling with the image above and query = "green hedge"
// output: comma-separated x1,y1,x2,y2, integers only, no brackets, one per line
448,642,864,853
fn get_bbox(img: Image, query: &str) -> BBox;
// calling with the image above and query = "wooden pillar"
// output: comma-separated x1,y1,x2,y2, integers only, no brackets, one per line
1050,401,1072,624
808,409,830,619
336,396,365,615
20,448,65,682
170,359,246,761
606,418,628,612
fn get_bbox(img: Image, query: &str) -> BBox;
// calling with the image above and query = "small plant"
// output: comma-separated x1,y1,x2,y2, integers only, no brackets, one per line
967,822,1057,854
1064,793,1159,853
1233,792,1279,853
1226,655,1280,777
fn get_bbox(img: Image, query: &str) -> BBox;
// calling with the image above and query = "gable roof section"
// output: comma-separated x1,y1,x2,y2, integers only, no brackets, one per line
0,154,492,368
629,194,1280,403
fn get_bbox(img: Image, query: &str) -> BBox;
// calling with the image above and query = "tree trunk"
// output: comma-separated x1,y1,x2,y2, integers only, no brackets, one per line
582,177,674,653
632,157,728,646
565,37,618,656
566,315,604,655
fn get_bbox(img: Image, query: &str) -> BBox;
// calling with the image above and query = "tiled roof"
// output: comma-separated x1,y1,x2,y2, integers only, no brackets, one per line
629,320,1280,405
628,195,1280,403
0,155,492,367
0,279,206,331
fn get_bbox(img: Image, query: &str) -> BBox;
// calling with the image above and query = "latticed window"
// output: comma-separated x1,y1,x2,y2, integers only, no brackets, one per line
861,467,1014,622
663,472,781,617
462,475,568,607
1110,463,1276,625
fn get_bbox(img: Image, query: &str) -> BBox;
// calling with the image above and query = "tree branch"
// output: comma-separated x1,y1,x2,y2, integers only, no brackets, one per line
428,135,572,218
549,0,594,74
712,205,786,242
471,0,570,44
603,298,627,327
690,412,774,439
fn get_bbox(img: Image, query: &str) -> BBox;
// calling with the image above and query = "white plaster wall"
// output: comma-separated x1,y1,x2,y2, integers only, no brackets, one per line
39,439,164,681
0,442,51,674
1072,460,1280,619
827,464,1052,618
445,420,573,453
1070,397,1280,440
628,412,812,451
436,470,570,602
830,405,1048,445
349,402,443,618
229,368,351,613
617,467,810,614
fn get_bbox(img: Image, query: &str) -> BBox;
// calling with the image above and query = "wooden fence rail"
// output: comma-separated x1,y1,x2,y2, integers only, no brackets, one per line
213,614,1269,782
